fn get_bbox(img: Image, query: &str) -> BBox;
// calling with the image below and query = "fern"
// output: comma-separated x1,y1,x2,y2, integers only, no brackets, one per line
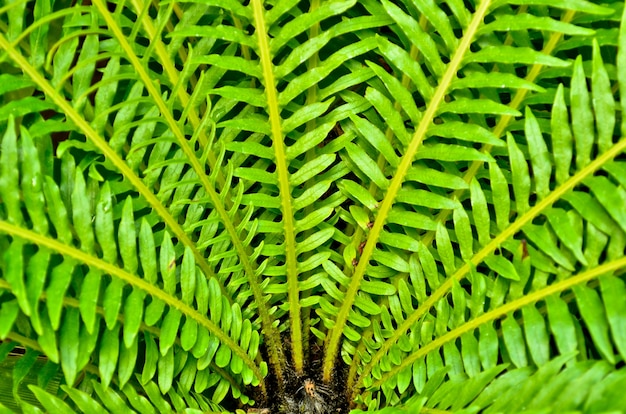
1,0,626,413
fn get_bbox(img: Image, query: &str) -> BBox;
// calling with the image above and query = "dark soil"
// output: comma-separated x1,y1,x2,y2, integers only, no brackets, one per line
247,334,349,414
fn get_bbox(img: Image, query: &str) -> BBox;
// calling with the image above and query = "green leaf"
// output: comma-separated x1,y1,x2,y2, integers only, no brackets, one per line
562,192,614,235
0,300,20,339
428,121,505,147
573,285,615,364
29,386,75,414
0,98,56,122
436,222,456,275
436,100,520,118
551,84,573,185
160,232,176,296
365,86,413,147
60,308,80,385
502,315,528,368
521,305,550,366
20,128,48,235
158,347,174,395
92,380,131,413
571,56,595,171
415,144,494,162
366,60,422,125
99,325,121,388
212,379,230,404
350,114,400,167
296,228,335,255
119,197,138,273
71,170,95,254
338,180,379,211
524,108,551,200
62,386,108,414
489,162,510,232
118,335,138,388
478,323,499,370
361,280,397,296
600,276,626,361
478,14,594,36
396,188,460,210
507,133,531,216
181,247,196,306
492,0,613,15
160,308,182,356
545,208,587,265
584,176,626,234
382,0,444,76
463,46,570,67
279,38,378,105
290,154,335,187
123,288,145,348
46,260,75,329
141,333,158,385
450,72,545,93
484,255,519,281
5,241,29,316
95,182,117,264
470,178,491,247
181,317,198,352
79,270,102,334
591,39,615,154
103,279,125,330
43,177,72,244
546,295,578,358
215,344,232,369
453,207,473,262
345,142,389,190
387,209,437,231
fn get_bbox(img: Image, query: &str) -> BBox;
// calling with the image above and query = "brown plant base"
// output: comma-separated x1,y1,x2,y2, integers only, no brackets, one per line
248,334,349,414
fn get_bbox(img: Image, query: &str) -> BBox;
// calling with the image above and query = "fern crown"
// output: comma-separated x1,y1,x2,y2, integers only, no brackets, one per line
1,0,626,412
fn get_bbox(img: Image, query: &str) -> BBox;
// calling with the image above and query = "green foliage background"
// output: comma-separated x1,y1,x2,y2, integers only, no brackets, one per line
1,0,626,412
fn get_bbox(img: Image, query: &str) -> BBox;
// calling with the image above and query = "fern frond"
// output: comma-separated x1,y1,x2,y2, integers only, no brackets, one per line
251,0,304,374
323,0,495,380
342,4,626,406
0,116,264,400
309,0,626,407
